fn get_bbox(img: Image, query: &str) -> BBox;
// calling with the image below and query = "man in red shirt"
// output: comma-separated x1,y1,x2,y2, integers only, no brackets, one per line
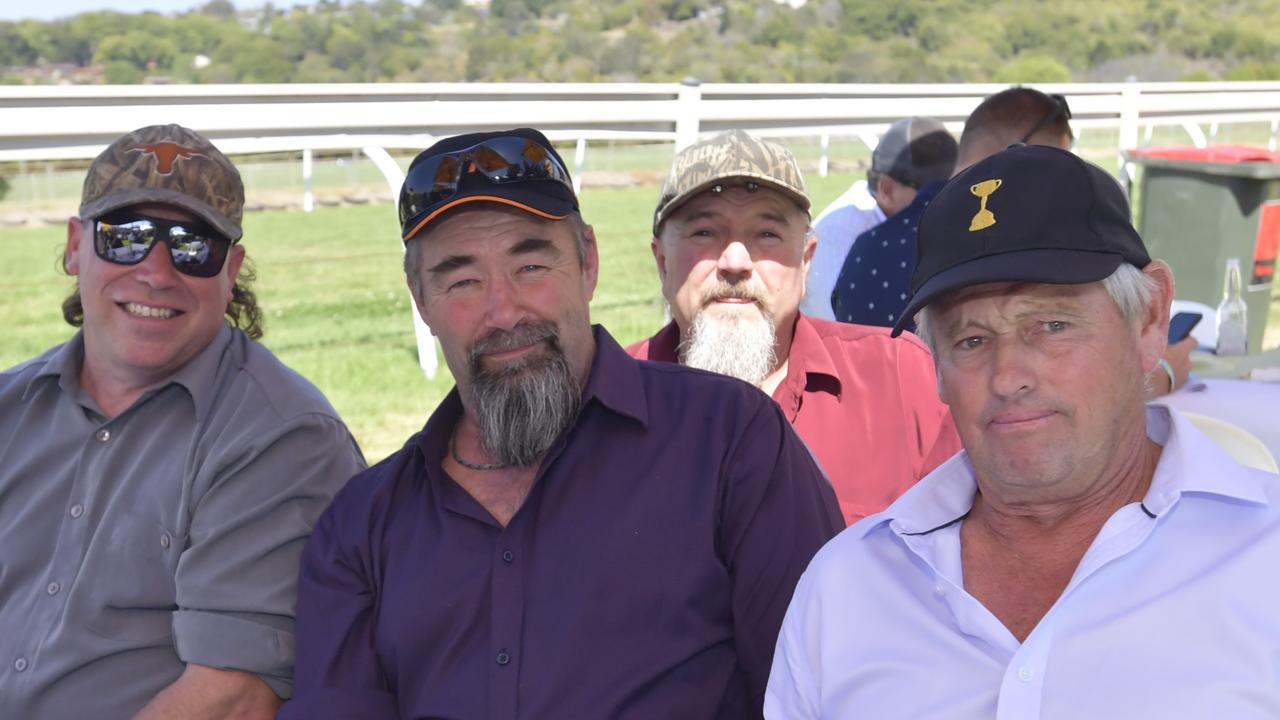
629,129,961,524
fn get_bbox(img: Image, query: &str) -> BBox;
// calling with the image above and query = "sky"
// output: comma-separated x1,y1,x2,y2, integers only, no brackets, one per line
1,0,314,21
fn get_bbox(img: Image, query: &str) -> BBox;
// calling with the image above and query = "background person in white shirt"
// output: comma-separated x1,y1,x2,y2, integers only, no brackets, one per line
766,143,1280,720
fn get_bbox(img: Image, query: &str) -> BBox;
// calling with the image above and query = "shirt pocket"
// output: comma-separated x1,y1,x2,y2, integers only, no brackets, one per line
82,513,187,643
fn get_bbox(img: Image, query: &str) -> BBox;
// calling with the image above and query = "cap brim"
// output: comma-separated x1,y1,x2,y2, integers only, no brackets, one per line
653,175,811,235
890,248,1125,337
80,188,243,241
401,184,576,242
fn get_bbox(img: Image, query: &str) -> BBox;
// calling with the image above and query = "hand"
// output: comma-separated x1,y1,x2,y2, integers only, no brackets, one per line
1150,337,1196,398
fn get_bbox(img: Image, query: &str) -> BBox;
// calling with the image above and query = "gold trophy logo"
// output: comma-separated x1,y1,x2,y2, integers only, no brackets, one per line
969,178,1002,231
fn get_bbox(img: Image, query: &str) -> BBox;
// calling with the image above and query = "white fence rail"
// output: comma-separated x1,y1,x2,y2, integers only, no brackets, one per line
8,79,1280,378
7,80,1280,163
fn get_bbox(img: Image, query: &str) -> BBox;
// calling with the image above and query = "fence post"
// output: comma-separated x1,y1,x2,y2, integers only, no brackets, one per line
1118,76,1141,193
573,137,586,195
819,133,830,178
676,77,702,152
362,145,438,380
302,148,314,212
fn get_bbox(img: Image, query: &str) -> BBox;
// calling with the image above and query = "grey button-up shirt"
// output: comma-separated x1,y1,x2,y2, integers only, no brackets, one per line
0,325,365,719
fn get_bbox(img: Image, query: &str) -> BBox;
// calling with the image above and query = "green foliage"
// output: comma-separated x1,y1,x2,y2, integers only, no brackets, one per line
5,0,1280,83
994,54,1074,83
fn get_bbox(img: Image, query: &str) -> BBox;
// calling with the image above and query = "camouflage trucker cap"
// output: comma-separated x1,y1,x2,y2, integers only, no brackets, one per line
79,124,245,241
653,129,810,235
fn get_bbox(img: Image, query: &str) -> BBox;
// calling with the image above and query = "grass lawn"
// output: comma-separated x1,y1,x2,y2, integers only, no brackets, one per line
3,166,1278,463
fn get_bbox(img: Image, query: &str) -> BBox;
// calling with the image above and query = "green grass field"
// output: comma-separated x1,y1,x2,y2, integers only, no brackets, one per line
3,146,1279,463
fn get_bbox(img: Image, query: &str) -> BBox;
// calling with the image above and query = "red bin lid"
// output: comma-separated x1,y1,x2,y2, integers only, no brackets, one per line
1126,145,1280,163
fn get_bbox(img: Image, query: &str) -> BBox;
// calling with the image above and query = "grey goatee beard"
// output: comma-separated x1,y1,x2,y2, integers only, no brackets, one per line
467,322,582,468
678,284,777,387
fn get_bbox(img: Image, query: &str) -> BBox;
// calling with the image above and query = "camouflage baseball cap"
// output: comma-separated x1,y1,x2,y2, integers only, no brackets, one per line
79,124,245,241
653,129,810,235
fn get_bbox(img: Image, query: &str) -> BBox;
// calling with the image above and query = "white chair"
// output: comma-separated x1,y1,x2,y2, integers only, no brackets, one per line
1181,411,1279,473
1169,299,1217,350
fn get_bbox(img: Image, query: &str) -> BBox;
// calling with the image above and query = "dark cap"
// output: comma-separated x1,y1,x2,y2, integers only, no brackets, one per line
652,129,810,235
80,124,244,241
399,128,578,242
871,117,958,188
891,144,1150,337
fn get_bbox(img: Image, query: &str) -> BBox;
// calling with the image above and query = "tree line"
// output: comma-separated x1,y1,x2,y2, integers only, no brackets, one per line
3,0,1280,85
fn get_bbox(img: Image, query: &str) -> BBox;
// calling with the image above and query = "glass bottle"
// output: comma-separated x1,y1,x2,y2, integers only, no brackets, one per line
1215,257,1248,356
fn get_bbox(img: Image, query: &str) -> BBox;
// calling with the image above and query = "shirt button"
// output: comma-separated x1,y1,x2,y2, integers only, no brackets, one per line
496,651,511,666
69,504,84,518
13,658,27,672
160,533,171,549
1017,665,1034,682
95,428,111,443
933,582,945,596
46,582,60,596
502,549,514,563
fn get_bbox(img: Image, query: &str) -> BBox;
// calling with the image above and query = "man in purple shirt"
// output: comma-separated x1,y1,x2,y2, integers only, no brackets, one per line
281,128,843,720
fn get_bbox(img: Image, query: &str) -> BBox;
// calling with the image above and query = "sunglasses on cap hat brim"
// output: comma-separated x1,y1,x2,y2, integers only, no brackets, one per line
399,135,576,241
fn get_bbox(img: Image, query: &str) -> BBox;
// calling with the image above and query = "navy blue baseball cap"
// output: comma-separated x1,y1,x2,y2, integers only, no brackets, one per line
891,144,1151,337
399,128,578,242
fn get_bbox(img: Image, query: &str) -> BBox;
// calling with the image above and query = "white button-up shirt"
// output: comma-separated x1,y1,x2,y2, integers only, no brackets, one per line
801,182,885,321
767,406,1280,719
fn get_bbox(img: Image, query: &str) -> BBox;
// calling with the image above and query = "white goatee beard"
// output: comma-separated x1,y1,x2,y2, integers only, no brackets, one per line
679,305,777,387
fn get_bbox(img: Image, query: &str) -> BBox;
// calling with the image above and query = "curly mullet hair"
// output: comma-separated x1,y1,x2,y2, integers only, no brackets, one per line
61,257,265,340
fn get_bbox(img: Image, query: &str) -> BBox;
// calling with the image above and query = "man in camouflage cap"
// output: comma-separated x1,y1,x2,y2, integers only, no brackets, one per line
0,124,364,718
629,129,960,525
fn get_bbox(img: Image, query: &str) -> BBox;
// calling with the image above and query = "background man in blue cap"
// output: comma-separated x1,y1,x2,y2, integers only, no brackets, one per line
284,128,842,720
767,144,1280,718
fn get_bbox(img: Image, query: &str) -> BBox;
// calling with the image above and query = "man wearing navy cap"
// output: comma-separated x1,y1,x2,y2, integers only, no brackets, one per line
767,144,1280,718
284,129,842,719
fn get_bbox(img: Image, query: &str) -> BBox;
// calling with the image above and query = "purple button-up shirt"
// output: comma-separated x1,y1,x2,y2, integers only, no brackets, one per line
281,327,843,720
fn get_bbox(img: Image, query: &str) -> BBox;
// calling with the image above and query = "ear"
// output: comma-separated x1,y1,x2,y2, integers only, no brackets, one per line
651,235,667,284
582,224,600,300
1137,260,1175,374
802,226,817,267
224,244,246,291
65,217,84,276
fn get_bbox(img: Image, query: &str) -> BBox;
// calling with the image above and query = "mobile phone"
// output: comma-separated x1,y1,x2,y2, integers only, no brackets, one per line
1168,311,1202,344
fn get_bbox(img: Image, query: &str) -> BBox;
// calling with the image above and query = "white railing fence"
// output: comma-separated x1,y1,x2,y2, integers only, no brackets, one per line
8,79,1280,376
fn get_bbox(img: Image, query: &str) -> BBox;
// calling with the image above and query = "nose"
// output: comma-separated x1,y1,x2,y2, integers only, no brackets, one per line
716,240,754,284
989,337,1037,399
482,275,523,331
132,241,181,289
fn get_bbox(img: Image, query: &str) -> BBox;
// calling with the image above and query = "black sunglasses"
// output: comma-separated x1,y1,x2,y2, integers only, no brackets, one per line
1020,93,1073,144
93,210,234,278
399,136,573,236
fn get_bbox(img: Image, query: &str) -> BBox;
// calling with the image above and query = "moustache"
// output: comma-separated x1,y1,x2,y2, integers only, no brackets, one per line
699,282,765,307
468,322,560,365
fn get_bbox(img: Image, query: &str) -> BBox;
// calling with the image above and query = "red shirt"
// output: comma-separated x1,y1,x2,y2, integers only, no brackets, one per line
628,315,960,524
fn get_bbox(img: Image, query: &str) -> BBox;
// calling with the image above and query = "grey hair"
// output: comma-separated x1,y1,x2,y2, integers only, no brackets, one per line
404,209,591,299
914,262,1157,353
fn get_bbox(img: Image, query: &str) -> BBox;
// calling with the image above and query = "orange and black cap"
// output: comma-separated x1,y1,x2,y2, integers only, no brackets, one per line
398,128,578,242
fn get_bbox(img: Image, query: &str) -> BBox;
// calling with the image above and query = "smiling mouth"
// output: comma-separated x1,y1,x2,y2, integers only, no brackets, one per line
989,411,1057,431
120,302,179,320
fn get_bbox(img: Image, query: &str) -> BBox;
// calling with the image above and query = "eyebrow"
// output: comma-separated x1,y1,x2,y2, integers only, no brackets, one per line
427,254,474,276
509,237,559,257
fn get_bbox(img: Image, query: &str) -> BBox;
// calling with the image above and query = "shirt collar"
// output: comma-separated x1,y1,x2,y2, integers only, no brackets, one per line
582,325,649,427
782,314,842,393
641,321,681,362
1141,404,1270,513
860,404,1270,539
25,331,85,401
166,323,234,422
23,324,231,420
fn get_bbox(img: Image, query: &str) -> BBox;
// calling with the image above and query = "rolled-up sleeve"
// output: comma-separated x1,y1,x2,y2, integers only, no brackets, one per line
172,413,365,698
279,483,400,719
721,401,844,714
